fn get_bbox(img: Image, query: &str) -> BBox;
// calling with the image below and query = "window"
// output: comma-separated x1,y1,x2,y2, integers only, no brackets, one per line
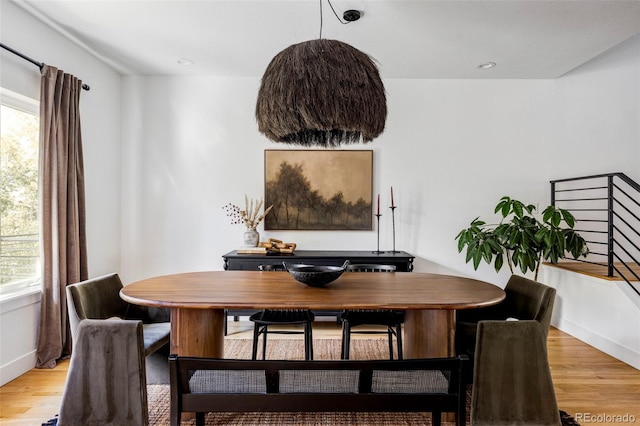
0,88,40,298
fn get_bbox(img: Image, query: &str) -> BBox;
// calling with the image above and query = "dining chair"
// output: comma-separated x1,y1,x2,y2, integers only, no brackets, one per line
340,264,403,360
471,320,561,425
66,273,171,384
225,306,259,335
455,274,556,384
249,264,315,360
57,319,148,426
455,274,556,358
66,273,171,355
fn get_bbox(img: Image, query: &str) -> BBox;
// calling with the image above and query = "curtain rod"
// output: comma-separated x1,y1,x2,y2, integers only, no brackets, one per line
1,43,90,91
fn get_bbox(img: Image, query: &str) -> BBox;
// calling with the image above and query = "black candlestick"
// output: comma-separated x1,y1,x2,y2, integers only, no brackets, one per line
373,213,383,254
389,206,399,253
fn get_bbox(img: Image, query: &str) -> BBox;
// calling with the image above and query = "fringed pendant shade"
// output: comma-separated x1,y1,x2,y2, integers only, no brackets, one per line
256,39,386,147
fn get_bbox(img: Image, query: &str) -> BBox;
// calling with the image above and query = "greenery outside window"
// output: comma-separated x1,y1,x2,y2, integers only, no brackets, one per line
0,88,40,299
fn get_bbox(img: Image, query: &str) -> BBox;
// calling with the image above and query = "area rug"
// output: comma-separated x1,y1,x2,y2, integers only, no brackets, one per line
148,338,580,426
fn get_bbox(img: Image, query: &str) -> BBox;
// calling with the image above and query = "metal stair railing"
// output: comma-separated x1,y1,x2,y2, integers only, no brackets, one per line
551,173,640,296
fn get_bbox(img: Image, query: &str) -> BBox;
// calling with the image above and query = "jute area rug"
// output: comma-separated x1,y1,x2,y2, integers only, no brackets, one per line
148,338,579,426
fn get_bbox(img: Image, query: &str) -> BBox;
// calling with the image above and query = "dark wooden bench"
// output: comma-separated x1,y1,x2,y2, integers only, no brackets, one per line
169,355,468,426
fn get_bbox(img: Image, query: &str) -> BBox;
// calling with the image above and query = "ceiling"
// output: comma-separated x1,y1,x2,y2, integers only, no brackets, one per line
15,0,640,79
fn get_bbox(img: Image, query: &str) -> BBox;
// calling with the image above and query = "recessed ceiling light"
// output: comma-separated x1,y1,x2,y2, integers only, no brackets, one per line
177,58,194,66
478,62,496,69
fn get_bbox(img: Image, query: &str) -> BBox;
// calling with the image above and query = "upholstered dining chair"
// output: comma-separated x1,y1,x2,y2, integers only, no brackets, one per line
471,320,561,425
340,264,403,360
249,264,315,360
66,273,171,357
58,319,148,426
455,274,557,360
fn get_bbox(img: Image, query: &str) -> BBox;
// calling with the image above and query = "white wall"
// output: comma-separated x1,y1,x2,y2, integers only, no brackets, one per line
0,2,121,384
542,265,640,369
119,34,640,286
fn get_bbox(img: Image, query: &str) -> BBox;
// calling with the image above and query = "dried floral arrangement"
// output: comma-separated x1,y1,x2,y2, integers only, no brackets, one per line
223,195,273,230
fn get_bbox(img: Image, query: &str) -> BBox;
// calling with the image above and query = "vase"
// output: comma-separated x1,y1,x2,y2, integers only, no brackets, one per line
243,228,259,247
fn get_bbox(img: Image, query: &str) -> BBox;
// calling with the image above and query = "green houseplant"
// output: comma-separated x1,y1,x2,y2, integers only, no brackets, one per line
455,196,589,281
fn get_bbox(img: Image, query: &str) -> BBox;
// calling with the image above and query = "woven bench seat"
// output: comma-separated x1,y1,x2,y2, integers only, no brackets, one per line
169,355,468,426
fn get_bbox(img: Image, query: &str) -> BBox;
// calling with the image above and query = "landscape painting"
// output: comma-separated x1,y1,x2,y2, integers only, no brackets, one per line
264,150,373,230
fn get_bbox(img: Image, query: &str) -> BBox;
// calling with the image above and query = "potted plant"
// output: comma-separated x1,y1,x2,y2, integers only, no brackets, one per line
455,196,589,281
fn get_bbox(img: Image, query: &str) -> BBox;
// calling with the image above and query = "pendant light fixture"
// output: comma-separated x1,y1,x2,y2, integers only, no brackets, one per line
255,1,386,147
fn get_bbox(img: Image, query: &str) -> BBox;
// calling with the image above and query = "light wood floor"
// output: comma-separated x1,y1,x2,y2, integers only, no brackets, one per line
1,321,639,426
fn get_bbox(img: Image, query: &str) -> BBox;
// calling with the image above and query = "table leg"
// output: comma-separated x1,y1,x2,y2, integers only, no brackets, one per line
404,310,457,423
403,310,455,358
170,308,224,422
170,308,224,357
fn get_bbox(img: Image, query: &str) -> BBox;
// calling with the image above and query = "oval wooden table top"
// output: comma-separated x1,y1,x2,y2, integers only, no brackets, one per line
120,271,505,311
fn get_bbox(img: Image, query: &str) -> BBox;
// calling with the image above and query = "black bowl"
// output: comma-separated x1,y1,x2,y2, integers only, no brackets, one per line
283,260,350,287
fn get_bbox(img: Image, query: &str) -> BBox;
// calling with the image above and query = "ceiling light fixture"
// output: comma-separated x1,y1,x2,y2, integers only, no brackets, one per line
343,10,361,22
255,0,386,147
177,58,194,66
478,62,496,69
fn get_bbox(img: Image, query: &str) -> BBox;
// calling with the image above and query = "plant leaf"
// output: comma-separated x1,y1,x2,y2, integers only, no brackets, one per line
561,209,576,228
488,238,503,253
472,249,483,270
470,218,486,227
482,243,493,263
513,201,524,218
502,201,512,218
465,247,475,264
495,253,504,272
512,250,520,266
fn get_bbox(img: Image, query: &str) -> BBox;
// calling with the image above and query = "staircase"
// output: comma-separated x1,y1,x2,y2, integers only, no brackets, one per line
550,173,640,295
544,173,640,370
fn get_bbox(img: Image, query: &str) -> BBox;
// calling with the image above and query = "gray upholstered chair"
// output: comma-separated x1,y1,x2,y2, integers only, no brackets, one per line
58,319,148,426
66,273,170,357
456,274,556,359
340,264,403,360
471,320,561,425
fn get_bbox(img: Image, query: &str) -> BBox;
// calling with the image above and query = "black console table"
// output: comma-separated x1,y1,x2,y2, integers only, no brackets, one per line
222,250,414,272
221,250,414,331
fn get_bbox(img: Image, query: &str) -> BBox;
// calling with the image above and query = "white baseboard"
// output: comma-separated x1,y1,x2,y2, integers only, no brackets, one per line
0,350,37,386
554,317,640,370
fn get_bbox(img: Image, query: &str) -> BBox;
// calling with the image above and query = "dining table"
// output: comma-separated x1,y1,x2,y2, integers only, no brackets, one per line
120,270,504,359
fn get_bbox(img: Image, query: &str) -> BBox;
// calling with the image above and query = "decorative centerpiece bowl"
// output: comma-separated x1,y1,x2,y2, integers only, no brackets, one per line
283,260,350,287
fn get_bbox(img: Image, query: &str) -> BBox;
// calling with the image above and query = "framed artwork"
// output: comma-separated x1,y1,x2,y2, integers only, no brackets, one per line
264,150,373,230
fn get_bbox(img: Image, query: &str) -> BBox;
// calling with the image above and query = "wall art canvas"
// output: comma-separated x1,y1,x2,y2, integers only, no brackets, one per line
264,150,373,230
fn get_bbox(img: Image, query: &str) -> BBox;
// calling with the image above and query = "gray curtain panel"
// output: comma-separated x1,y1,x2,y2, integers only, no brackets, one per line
36,65,88,369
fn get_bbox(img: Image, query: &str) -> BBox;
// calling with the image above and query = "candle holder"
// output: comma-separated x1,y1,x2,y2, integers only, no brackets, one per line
373,213,384,254
388,206,399,253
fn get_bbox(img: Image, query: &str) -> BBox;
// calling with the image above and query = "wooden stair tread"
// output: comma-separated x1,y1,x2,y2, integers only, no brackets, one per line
545,262,640,282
